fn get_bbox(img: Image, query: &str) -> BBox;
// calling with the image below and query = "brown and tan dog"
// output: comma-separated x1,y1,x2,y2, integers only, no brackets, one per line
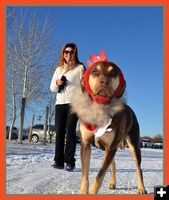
71,51,147,194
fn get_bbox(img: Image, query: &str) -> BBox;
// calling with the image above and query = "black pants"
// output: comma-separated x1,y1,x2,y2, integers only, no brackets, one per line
54,104,78,166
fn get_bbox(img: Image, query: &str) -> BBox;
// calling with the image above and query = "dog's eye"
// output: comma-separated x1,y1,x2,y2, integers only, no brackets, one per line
92,70,100,76
107,71,116,78
110,70,116,77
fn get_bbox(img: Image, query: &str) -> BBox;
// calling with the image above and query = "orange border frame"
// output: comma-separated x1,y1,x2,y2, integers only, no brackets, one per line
0,1,168,200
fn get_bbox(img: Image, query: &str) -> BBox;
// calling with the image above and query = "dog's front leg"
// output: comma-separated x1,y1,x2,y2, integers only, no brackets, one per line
89,148,117,194
80,142,91,194
127,139,147,194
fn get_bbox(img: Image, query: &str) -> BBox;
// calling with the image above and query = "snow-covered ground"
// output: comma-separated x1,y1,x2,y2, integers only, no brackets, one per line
6,140,163,194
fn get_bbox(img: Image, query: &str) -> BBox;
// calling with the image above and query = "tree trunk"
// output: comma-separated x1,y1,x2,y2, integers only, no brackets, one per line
8,99,16,141
17,97,26,144
28,114,35,143
42,106,49,145
8,121,15,141
48,124,52,144
48,102,55,143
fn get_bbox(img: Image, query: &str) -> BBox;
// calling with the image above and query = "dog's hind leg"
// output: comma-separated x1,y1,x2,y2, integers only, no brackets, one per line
89,148,117,194
127,138,147,194
109,159,116,189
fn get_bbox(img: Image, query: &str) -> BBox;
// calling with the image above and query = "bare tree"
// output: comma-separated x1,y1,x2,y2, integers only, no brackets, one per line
6,7,20,141
42,106,49,145
6,43,19,141
6,7,15,27
28,114,35,143
151,134,163,143
7,9,57,143
46,93,56,143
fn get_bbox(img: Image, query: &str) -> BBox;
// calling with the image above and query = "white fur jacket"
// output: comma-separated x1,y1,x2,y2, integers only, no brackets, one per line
71,89,125,128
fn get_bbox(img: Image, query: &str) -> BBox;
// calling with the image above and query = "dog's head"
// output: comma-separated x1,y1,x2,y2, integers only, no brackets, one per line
81,52,126,103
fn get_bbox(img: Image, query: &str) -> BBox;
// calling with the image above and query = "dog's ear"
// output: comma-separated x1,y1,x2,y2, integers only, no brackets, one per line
116,80,126,98
80,78,86,93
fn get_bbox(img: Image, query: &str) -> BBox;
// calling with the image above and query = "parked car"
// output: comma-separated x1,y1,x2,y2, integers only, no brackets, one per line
75,136,81,143
31,124,81,143
141,139,153,148
6,126,29,140
139,140,143,148
64,134,81,144
31,124,56,143
22,130,29,140
153,141,163,149
6,126,18,139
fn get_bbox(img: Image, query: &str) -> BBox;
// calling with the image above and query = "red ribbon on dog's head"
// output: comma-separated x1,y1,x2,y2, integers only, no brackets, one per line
83,50,125,104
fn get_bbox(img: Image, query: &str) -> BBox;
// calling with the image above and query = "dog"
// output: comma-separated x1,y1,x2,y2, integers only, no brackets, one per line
71,50,147,194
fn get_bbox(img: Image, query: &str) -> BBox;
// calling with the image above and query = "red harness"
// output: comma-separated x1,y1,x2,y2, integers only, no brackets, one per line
82,50,125,131
83,123,97,131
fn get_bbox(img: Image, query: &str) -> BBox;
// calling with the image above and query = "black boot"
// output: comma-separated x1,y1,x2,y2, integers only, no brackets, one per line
51,162,64,169
64,163,75,171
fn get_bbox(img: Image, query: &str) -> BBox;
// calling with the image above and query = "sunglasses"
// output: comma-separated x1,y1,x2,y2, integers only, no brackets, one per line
64,50,74,55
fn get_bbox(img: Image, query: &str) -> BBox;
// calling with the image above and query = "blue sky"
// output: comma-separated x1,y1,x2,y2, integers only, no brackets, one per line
12,6,163,137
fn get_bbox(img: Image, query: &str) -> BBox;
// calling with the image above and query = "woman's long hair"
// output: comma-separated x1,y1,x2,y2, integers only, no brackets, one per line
57,43,83,68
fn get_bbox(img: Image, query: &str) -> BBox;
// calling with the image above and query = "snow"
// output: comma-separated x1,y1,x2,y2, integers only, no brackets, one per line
6,140,163,194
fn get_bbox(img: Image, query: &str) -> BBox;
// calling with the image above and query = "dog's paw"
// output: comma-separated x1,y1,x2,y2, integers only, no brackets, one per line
80,180,89,194
89,182,99,194
80,188,89,194
138,188,147,194
80,186,89,194
89,188,97,194
109,183,116,189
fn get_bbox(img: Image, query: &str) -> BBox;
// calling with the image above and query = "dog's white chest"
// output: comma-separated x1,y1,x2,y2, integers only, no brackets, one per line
95,118,112,147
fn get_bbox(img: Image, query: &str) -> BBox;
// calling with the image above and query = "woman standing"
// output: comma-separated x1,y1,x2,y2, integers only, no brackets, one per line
50,43,85,171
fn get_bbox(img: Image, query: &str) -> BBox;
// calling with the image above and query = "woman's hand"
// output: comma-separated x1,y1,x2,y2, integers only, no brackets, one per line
56,79,64,85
